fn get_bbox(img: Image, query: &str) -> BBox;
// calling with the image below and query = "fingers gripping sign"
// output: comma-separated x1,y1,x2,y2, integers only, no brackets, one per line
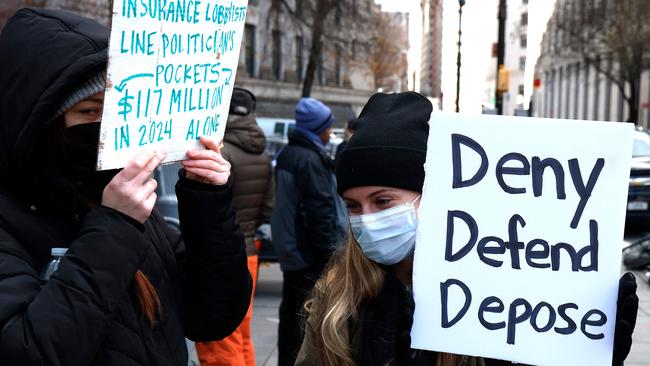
182,135,231,186
102,150,167,223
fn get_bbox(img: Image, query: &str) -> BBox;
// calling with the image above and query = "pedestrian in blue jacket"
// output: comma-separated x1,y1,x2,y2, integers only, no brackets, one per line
271,97,348,366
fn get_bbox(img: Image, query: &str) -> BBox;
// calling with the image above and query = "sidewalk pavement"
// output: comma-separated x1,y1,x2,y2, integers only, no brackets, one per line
252,264,650,366
251,263,282,366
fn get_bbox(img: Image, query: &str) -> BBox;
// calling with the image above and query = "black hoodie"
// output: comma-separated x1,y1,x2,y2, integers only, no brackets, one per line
0,8,251,365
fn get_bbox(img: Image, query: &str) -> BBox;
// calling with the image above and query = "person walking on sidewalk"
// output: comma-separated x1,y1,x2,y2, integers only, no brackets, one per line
0,8,251,366
271,97,347,366
196,87,274,366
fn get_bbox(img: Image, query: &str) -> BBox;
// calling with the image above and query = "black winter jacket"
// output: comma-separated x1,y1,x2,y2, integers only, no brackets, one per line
351,272,515,366
296,270,515,366
271,130,347,272
0,8,251,366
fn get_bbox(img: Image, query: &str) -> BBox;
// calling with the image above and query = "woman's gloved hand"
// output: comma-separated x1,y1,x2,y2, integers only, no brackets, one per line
612,272,638,366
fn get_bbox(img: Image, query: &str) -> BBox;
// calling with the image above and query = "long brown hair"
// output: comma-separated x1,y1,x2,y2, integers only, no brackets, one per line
134,270,161,327
304,236,464,366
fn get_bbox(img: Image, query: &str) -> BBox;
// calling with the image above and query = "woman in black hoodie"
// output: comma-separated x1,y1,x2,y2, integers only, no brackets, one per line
0,8,251,366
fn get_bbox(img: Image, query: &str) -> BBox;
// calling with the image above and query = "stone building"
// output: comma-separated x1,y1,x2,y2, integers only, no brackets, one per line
0,0,110,29
1,0,393,125
235,0,381,125
420,0,442,101
533,0,650,126
502,0,530,116
376,10,409,93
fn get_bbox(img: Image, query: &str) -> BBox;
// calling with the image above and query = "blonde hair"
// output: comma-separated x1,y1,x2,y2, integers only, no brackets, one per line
304,235,463,366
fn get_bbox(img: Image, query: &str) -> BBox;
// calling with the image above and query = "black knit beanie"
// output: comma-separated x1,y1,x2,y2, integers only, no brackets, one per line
230,87,256,116
336,91,432,195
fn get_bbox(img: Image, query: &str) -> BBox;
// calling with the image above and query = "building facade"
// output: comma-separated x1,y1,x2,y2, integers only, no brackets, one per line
236,0,382,124
502,0,529,116
420,0,443,101
1,0,390,124
482,0,534,115
374,9,409,93
1,0,110,29
533,0,650,127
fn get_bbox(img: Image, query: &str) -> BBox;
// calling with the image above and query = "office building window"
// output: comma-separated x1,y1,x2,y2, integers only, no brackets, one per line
272,30,282,80
521,12,528,26
318,53,325,85
520,34,527,48
296,36,303,81
519,56,526,71
244,25,256,77
335,47,342,86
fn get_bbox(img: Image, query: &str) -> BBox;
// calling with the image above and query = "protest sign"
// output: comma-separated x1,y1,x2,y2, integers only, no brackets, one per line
411,113,634,366
97,0,248,170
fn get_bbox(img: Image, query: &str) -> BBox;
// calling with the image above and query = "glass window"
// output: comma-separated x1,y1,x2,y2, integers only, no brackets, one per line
272,30,282,80
633,132,650,157
274,122,285,135
521,12,528,26
335,47,342,86
296,36,303,81
318,53,325,85
520,34,527,48
519,56,526,71
245,25,256,77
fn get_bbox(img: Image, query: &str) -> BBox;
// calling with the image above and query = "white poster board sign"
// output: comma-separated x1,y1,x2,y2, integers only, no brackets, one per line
411,113,634,366
98,0,249,170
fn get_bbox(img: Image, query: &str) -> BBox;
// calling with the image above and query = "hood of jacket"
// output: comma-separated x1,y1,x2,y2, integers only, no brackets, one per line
288,128,335,170
224,114,266,154
0,8,109,199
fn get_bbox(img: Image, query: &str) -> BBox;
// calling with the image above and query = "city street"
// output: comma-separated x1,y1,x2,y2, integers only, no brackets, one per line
251,225,650,366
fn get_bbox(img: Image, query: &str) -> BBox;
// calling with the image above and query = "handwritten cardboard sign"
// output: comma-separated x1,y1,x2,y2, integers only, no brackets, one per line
411,113,634,366
97,0,249,170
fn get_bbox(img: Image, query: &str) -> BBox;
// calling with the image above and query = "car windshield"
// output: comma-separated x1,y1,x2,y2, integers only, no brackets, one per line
633,131,650,157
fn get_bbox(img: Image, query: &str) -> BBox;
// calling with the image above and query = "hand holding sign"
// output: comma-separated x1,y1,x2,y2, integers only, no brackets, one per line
97,0,248,170
182,135,231,186
613,273,638,366
411,113,635,366
102,150,167,223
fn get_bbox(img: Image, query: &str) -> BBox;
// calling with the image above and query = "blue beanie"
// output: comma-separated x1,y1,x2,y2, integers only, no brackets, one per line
295,97,335,134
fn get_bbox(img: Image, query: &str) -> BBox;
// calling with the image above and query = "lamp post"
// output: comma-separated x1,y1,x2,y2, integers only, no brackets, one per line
495,0,506,115
455,0,466,113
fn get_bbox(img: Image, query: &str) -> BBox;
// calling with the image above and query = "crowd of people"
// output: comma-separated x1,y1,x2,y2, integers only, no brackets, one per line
0,7,641,366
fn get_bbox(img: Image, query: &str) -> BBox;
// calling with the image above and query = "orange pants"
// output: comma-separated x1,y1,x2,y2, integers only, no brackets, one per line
196,255,258,366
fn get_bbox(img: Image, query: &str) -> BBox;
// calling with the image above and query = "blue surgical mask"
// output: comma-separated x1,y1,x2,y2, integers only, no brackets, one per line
349,196,420,265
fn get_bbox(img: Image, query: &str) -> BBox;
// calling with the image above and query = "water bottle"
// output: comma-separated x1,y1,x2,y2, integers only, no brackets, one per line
40,248,68,282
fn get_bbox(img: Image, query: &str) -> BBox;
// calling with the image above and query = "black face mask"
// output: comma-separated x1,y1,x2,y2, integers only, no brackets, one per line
62,123,120,205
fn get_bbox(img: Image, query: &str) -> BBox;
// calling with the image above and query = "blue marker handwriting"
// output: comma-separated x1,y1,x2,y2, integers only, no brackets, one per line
115,73,154,93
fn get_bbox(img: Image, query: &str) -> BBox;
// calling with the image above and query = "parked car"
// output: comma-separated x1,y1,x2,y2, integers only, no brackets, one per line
627,128,650,222
153,161,276,261
253,117,344,262
257,117,344,160
152,119,344,263
154,162,181,231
